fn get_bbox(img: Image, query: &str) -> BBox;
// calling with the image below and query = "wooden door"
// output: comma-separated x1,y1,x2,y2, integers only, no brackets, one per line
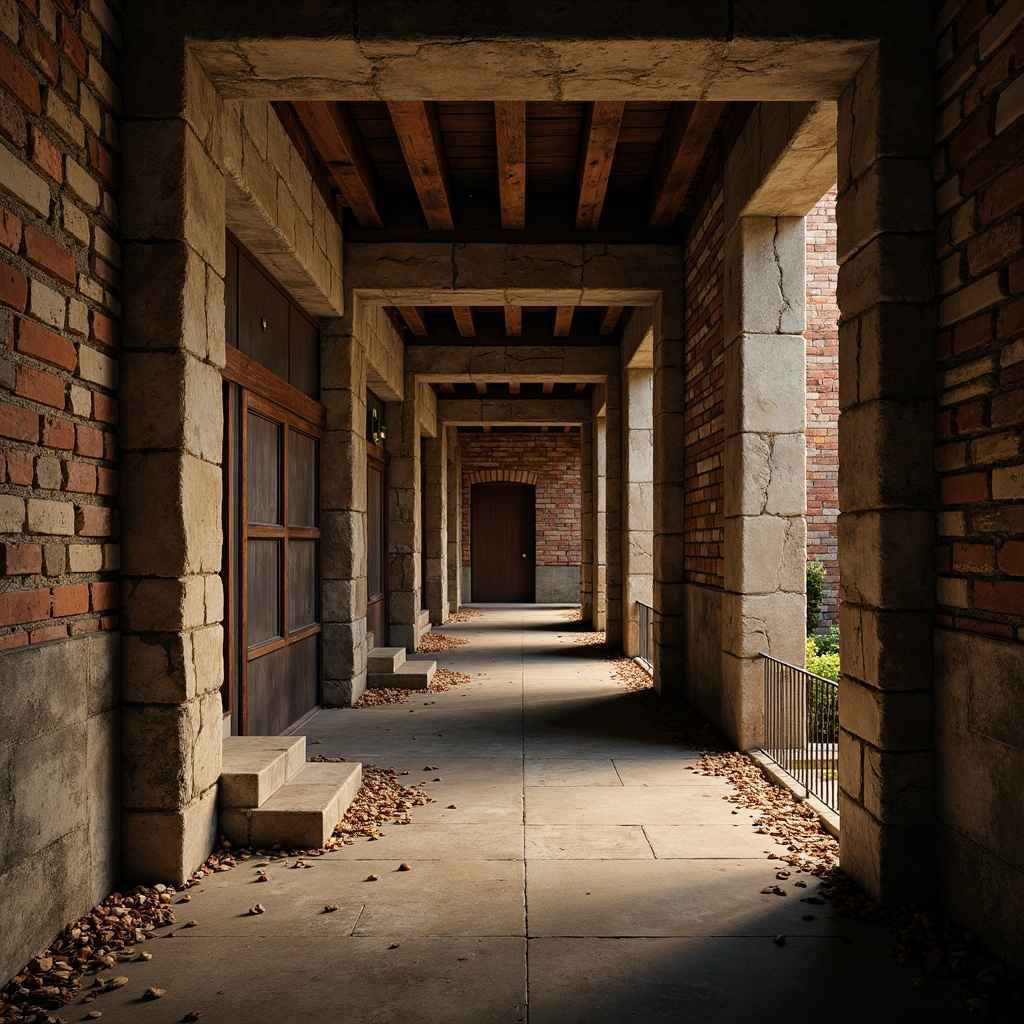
366,444,388,647
471,483,535,602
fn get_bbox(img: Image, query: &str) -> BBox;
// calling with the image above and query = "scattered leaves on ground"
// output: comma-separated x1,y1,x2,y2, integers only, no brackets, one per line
417,632,469,653
319,763,434,845
569,631,606,646
430,667,472,693
560,607,583,621
606,656,654,692
446,607,483,623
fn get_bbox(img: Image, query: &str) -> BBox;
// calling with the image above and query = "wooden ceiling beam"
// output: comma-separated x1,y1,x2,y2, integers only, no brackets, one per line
494,100,527,230
387,100,455,230
575,101,625,230
542,382,555,395
553,306,574,337
647,101,726,231
475,381,488,396
292,101,383,230
483,424,492,433
540,425,549,433
397,306,429,337
504,305,522,337
574,382,587,394
509,381,521,395
451,306,477,338
599,306,624,336
438,382,457,396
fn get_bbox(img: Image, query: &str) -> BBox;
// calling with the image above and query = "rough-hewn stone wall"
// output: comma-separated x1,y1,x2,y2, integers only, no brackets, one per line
682,179,725,587
805,186,840,624
932,0,1024,972
0,0,122,984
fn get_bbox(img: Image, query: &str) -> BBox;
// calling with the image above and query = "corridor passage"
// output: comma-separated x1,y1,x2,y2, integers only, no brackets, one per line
92,608,967,1023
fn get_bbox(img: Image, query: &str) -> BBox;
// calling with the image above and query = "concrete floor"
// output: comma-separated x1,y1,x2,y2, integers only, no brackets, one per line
90,606,970,1024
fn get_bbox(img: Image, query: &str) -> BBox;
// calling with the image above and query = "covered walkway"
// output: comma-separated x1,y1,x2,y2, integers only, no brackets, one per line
87,608,968,1024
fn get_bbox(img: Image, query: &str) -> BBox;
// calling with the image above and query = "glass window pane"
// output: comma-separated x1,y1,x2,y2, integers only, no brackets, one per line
288,540,318,632
247,413,281,525
247,539,281,646
289,430,318,527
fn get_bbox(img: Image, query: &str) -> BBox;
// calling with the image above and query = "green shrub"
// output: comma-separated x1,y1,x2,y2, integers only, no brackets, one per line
806,560,826,633
813,622,840,656
807,675,839,742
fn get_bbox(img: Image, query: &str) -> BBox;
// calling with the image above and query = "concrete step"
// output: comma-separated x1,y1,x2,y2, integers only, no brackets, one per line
367,646,407,673
220,761,363,850
219,736,307,809
416,608,431,645
368,659,436,691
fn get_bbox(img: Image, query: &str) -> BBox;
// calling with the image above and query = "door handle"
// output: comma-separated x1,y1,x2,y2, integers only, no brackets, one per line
522,553,527,558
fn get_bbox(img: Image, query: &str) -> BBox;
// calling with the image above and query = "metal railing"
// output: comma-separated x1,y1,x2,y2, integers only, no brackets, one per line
636,601,653,671
760,653,839,814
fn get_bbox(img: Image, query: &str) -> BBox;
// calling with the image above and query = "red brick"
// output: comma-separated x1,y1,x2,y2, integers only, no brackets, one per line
53,0,76,15
0,587,50,626
954,400,989,434
29,124,62,183
953,312,994,355
5,448,32,484
15,364,65,408
92,391,117,424
0,263,29,312
16,318,76,370
63,460,95,493
22,224,75,284
974,579,1024,616
0,399,39,442
953,541,997,573
0,632,28,650
103,431,117,461
20,20,58,84
17,0,39,16
997,295,1024,340
99,613,118,630
90,580,118,612
70,617,99,636
52,582,89,616
980,163,1024,224
74,422,103,458
0,40,41,115
75,504,116,537
0,87,27,146
96,466,117,496
29,624,68,643
91,254,118,289
40,412,74,449
953,615,1014,639
949,106,992,171
1011,257,1024,297
999,540,1024,578
0,207,22,251
964,119,1024,195
1,542,41,574
967,216,1022,276
941,471,990,504
87,138,119,189
90,311,118,349
954,0,988,44
991,387,1024,429
59,17,86,76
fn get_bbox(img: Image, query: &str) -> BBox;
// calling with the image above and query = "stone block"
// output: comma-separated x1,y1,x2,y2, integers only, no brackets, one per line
122,786,218,886
86,709,120,903
122,632,197,704
836,234,934,321
323,577,368,624
123,575,207,632
720,651,764,750
840,605,933,691
723,431,805,517
723,333,806,437
87,630,120,717
27,497,74,535
322,620,366,681
721,590,805,663
723,513,805,595
863,747,934,825
0,635,88,744
837,728,864,804
838,675,933,750
323,672,367,708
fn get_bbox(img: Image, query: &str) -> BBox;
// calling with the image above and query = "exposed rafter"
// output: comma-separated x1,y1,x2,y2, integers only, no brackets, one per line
397,306,428,337
451,306,477,337
575,101,625,230
574,382,587,394
647,101,725,231
438,382,457,396
292,101,383,229
509,381,521,395
387,101,455,230
540,425,549,433
475,381,488,396
494,101,527,230
553,306,574,337
599,306,624,336
504,305,522,337
542,382,554,395
483,424,492,433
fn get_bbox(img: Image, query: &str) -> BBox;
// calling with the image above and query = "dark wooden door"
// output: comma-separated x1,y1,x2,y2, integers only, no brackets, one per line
471,483,535,602
366,445,388,647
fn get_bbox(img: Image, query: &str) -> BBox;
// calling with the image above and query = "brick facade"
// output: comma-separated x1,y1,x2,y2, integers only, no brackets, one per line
934,0,1024,642
805,186,840,624
459,432,581,567
0,0,120,651
682,179,725,587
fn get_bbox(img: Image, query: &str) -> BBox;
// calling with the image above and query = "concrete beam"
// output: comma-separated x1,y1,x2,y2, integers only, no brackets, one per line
406,345,618,383
438,398,591,426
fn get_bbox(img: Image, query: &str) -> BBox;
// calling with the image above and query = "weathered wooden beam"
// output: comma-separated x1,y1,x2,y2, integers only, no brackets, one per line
292,101,383,229
475,381,488,396
397,306,429,337
451,306,477,338
504,305,522,337
509,381,521,395
575,101,625,230
438,382,457,396
574,382,587,394
542,382,554,395
598,306,624,336
494,100,526,230
387,101,455,230
647,101,725,231
553,306,574,337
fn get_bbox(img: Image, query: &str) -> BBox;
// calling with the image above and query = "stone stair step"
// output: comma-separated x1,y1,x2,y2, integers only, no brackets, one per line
219,736,307,809
367,646,407,674
368,660,436,691
220,761,362,850
416,608,431,645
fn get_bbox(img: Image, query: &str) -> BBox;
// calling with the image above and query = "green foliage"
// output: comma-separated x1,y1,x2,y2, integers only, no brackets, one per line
812,622,840,656
805,637,839,740
806,560,826,633
806,636,840,682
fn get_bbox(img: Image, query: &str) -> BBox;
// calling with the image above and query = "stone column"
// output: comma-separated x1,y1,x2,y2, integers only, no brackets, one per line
320,315,368,705
386,370,421,650
835,39,936,905
623,367,654,657
423,429,448,624
595,411,608,633
653,298,687,696
446,426,462,615
119,58,226,884
580,417,595,625
604,367,624,651
721,216,808,751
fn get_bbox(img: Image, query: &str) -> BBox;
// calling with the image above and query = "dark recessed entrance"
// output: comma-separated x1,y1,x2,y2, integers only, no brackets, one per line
471,483,536,602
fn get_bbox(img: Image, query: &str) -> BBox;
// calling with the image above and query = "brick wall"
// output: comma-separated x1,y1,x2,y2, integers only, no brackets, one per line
683,178,725,586
1,0,121,650
805,186,840,624
934,0,1024,642
459,432,581,567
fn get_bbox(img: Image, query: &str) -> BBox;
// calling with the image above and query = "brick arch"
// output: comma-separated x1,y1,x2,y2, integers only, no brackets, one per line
467,469,539,487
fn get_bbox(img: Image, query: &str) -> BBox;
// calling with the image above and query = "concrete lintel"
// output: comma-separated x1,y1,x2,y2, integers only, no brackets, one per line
439,398,590,426
405,345,617,382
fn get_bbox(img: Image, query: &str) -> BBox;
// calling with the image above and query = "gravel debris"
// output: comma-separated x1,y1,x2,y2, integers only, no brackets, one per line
559,607,583,621
417,632,469,653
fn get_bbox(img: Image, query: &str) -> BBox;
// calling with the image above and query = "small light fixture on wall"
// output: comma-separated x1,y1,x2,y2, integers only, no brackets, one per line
371,407,388,447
